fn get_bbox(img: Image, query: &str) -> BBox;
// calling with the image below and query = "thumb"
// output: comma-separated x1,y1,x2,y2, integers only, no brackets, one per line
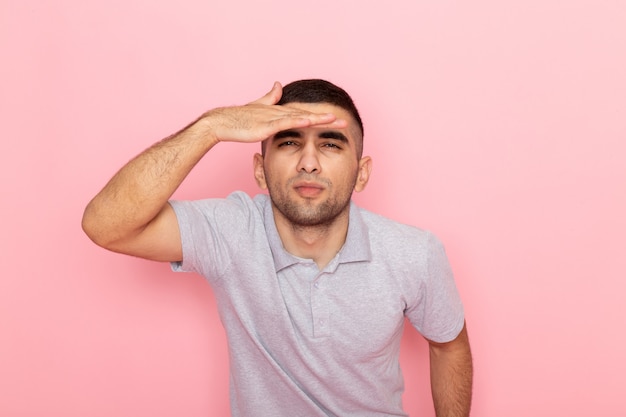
250,81,282,105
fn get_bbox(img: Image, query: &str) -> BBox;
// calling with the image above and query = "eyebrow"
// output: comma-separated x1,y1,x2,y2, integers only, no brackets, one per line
319,131,349,143
273,129,302,140
273,129,349,143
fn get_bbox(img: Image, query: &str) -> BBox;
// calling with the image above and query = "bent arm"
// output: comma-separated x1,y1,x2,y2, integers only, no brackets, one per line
81,82,343,261
428,322,473,417
81,119,216,261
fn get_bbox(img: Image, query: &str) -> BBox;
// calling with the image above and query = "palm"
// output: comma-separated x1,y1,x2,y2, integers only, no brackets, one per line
207,82,343,144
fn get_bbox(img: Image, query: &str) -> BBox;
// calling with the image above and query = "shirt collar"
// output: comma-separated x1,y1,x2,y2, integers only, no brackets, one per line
257,194,372,273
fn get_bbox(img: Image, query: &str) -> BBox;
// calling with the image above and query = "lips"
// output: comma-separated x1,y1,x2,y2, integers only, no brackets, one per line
293,180,325,198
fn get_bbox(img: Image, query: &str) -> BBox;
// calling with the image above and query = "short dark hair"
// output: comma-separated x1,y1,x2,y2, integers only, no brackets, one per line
263,79,364,158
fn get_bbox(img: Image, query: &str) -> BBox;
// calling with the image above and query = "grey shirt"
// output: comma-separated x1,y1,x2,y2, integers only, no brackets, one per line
171,192,464,417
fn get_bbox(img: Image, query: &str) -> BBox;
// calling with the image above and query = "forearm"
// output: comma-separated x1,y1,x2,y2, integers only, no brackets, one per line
82,116,217,247
429,325,473,417
82,82,342,252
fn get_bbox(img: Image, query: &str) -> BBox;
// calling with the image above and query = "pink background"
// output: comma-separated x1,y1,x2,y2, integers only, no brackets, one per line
2,1,625,416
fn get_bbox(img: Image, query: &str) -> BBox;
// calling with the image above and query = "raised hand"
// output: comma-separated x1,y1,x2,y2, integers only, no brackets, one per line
200,82,347,144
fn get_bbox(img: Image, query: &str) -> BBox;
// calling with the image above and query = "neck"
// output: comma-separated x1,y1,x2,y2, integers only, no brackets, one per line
273,206,350,270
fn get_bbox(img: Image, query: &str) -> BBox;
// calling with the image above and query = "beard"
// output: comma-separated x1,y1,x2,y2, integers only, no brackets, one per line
265,173,357,228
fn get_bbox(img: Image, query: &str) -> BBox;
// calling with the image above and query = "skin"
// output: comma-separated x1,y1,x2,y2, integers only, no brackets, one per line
81,82,344,261
254,102,372,269
429,324,473,417
81,81,472,416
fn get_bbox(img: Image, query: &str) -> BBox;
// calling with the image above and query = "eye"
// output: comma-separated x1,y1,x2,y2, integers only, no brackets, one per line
322,142,342,149
277,141,298,148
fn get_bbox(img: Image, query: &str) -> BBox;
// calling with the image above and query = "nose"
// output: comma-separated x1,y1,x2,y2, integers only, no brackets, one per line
296,142,321,174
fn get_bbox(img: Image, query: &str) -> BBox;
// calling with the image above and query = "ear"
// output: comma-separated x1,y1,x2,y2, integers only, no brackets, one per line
354,156,372,193
253,153,268,189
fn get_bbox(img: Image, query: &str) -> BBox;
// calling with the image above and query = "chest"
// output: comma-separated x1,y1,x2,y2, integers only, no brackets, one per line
276,261,408,359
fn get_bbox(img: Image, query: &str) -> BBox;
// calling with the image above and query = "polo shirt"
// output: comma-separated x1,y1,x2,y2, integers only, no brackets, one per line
170,191,464,417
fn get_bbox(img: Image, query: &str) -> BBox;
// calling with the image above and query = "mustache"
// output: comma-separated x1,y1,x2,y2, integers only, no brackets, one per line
288,174,331,187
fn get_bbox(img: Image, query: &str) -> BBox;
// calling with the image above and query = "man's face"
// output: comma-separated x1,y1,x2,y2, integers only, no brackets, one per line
254,102,371,228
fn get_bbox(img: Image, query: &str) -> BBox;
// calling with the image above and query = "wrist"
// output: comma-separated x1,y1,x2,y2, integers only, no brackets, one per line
188,111,221,148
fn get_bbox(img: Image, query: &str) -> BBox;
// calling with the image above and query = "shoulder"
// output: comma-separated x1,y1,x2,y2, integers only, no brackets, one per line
170,191,268,236
171,191,259,217
357,206,442,252
169,192,271,277
353,206,451,280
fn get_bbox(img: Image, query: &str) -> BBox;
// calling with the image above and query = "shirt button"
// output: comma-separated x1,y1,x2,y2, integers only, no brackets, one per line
314,282,319,288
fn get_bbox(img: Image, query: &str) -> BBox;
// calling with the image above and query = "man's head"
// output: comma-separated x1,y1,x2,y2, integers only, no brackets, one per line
254,79,372,229
262,79,365,158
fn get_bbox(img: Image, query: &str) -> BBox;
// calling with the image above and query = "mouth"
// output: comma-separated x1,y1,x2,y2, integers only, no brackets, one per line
293,181,325,198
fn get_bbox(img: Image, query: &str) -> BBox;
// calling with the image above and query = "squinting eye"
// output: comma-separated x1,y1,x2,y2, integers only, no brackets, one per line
323,143,341,149
278,141,297,147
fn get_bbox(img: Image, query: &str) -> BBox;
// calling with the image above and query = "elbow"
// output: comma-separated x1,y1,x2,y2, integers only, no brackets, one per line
81,209,104,248
81,203,116,250
81,202,148,255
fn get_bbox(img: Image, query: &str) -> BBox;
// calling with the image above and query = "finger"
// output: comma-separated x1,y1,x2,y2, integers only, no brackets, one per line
250,81,282,105
271,113,343,132
309,117,349,129
296,117,350,131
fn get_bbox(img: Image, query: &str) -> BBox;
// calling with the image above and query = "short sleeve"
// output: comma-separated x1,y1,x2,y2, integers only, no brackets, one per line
405,233,465,343
168,192,260,283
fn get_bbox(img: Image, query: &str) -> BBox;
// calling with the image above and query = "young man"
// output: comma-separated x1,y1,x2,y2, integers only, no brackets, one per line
82,79,473,416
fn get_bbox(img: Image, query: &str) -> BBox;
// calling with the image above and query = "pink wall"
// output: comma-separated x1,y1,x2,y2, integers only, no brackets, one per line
2,1,625,415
